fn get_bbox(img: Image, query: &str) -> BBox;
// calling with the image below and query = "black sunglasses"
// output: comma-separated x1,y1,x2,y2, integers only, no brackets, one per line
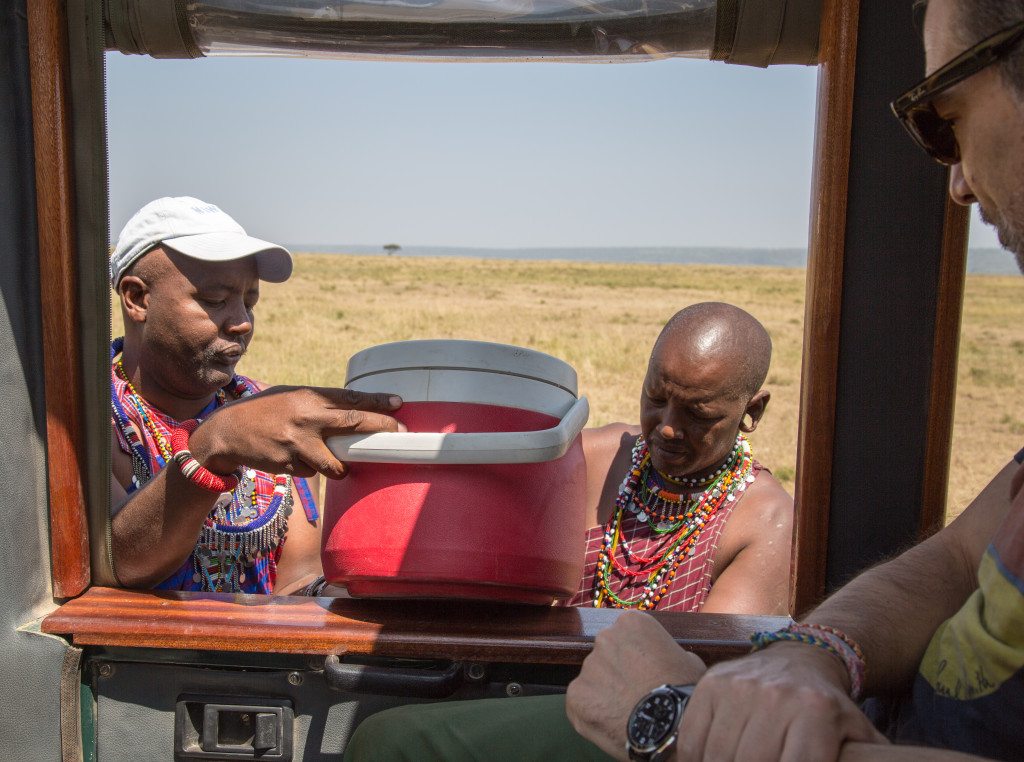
891,19,1024,165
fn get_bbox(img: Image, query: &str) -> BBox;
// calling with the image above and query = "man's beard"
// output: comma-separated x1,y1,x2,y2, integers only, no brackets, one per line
195,342,246,385
979,195,1024,273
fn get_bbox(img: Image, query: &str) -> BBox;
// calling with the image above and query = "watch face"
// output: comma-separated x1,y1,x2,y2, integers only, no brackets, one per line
628,689,681,751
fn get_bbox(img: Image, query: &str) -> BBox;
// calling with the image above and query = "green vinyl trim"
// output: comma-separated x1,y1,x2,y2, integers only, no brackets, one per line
80,676,96,762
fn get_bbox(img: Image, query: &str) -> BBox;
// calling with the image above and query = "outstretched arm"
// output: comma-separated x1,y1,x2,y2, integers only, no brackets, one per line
111,386,402,588
111,442,227,588
807,459,1015,692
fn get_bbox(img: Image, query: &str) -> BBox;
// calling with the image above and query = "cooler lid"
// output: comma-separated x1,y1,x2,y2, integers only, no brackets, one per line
345,340,578,397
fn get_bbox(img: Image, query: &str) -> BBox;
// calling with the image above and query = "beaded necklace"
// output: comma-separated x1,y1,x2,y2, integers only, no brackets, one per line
115,358,228,464
593,435,754,610
110,338,294,593
192,472,292,592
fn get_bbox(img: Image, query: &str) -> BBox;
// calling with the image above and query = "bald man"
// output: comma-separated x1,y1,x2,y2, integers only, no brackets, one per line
565,302,793,615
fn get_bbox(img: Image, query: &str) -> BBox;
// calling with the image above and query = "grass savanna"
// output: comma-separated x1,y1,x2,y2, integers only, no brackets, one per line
114,253,1024,521
244,255,806,494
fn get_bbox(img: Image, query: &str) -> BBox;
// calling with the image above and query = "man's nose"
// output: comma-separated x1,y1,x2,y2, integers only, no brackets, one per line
224,302,253,335
658,422,683,440
948,163,977,206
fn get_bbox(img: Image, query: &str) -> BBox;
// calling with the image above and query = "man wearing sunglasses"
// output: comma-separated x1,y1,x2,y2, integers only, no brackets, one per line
565,1,1024,760
893,4,1024,266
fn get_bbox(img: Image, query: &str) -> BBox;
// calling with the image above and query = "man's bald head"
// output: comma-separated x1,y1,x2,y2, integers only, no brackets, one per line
651,302,772,401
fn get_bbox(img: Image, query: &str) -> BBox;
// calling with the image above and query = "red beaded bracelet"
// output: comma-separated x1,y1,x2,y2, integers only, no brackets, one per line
170,419,239,493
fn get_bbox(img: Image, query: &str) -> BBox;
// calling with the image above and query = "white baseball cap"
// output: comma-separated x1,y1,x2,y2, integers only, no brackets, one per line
110,196,293,288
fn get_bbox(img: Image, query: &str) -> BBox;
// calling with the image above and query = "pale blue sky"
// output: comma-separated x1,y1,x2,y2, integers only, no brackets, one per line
106,53,1000,251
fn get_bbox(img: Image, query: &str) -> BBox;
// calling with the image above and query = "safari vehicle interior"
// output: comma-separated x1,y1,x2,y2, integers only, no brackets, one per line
2,0,971,759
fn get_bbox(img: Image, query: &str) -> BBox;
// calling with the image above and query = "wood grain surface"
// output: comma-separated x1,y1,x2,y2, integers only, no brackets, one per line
43,587,788,665
791,0,861,617
919,196,970,537
27,0,91,597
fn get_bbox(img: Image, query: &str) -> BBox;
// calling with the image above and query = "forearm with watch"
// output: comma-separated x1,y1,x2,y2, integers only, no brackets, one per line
621,611,872,761
624,620,865,762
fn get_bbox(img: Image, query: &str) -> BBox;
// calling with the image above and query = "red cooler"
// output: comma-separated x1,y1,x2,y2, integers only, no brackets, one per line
322,340,589,605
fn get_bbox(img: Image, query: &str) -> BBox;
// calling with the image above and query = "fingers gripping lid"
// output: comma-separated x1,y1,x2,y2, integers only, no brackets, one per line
110,196,293,287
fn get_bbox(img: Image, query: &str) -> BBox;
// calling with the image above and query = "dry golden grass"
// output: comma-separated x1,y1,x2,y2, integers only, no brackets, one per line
947,273,1024,516
114,253,1024,522
241,255,806,489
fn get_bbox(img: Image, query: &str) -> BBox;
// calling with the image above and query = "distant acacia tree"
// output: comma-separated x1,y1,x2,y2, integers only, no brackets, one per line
383,243,401,256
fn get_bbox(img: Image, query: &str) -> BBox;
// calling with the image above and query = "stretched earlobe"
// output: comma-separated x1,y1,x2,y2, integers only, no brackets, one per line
740,390,770,434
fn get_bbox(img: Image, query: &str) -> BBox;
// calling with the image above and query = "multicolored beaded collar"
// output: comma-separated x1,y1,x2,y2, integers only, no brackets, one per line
593,435,754,610
109,337,316,593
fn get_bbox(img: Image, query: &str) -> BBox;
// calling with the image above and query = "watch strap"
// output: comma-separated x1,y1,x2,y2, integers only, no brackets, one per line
626,683,696,762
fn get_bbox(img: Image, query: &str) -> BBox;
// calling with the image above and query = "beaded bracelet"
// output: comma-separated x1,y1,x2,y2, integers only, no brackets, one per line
170,419,239,493
800,622,866,663
750,623,867,701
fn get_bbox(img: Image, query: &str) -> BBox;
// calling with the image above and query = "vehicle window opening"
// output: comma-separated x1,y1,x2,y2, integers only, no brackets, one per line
103,8,818,615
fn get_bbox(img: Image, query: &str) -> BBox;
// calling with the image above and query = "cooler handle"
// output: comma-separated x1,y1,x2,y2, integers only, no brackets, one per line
325,396,589,465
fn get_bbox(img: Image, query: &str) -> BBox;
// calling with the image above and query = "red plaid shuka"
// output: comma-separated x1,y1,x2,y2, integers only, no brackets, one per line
565,462,765,612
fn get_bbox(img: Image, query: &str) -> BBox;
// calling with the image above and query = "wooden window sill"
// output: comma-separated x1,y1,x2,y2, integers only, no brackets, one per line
42,587,788,664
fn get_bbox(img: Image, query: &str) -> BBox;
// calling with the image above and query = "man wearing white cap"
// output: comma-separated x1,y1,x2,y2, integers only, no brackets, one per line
109,197,403,594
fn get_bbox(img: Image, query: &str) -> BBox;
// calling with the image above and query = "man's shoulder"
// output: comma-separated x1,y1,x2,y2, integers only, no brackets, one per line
719,466,794,545
582,423,639,457
582,424,641,527
707,461,794,596
746,466,793,507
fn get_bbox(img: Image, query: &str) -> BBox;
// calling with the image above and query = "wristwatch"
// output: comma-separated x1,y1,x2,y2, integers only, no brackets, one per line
625,684,696,762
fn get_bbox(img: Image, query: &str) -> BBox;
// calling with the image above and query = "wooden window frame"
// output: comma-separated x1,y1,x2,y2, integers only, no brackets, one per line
33,0,968,656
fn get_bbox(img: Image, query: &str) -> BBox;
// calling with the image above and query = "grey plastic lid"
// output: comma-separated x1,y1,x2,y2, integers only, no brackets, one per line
345,340,578,397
